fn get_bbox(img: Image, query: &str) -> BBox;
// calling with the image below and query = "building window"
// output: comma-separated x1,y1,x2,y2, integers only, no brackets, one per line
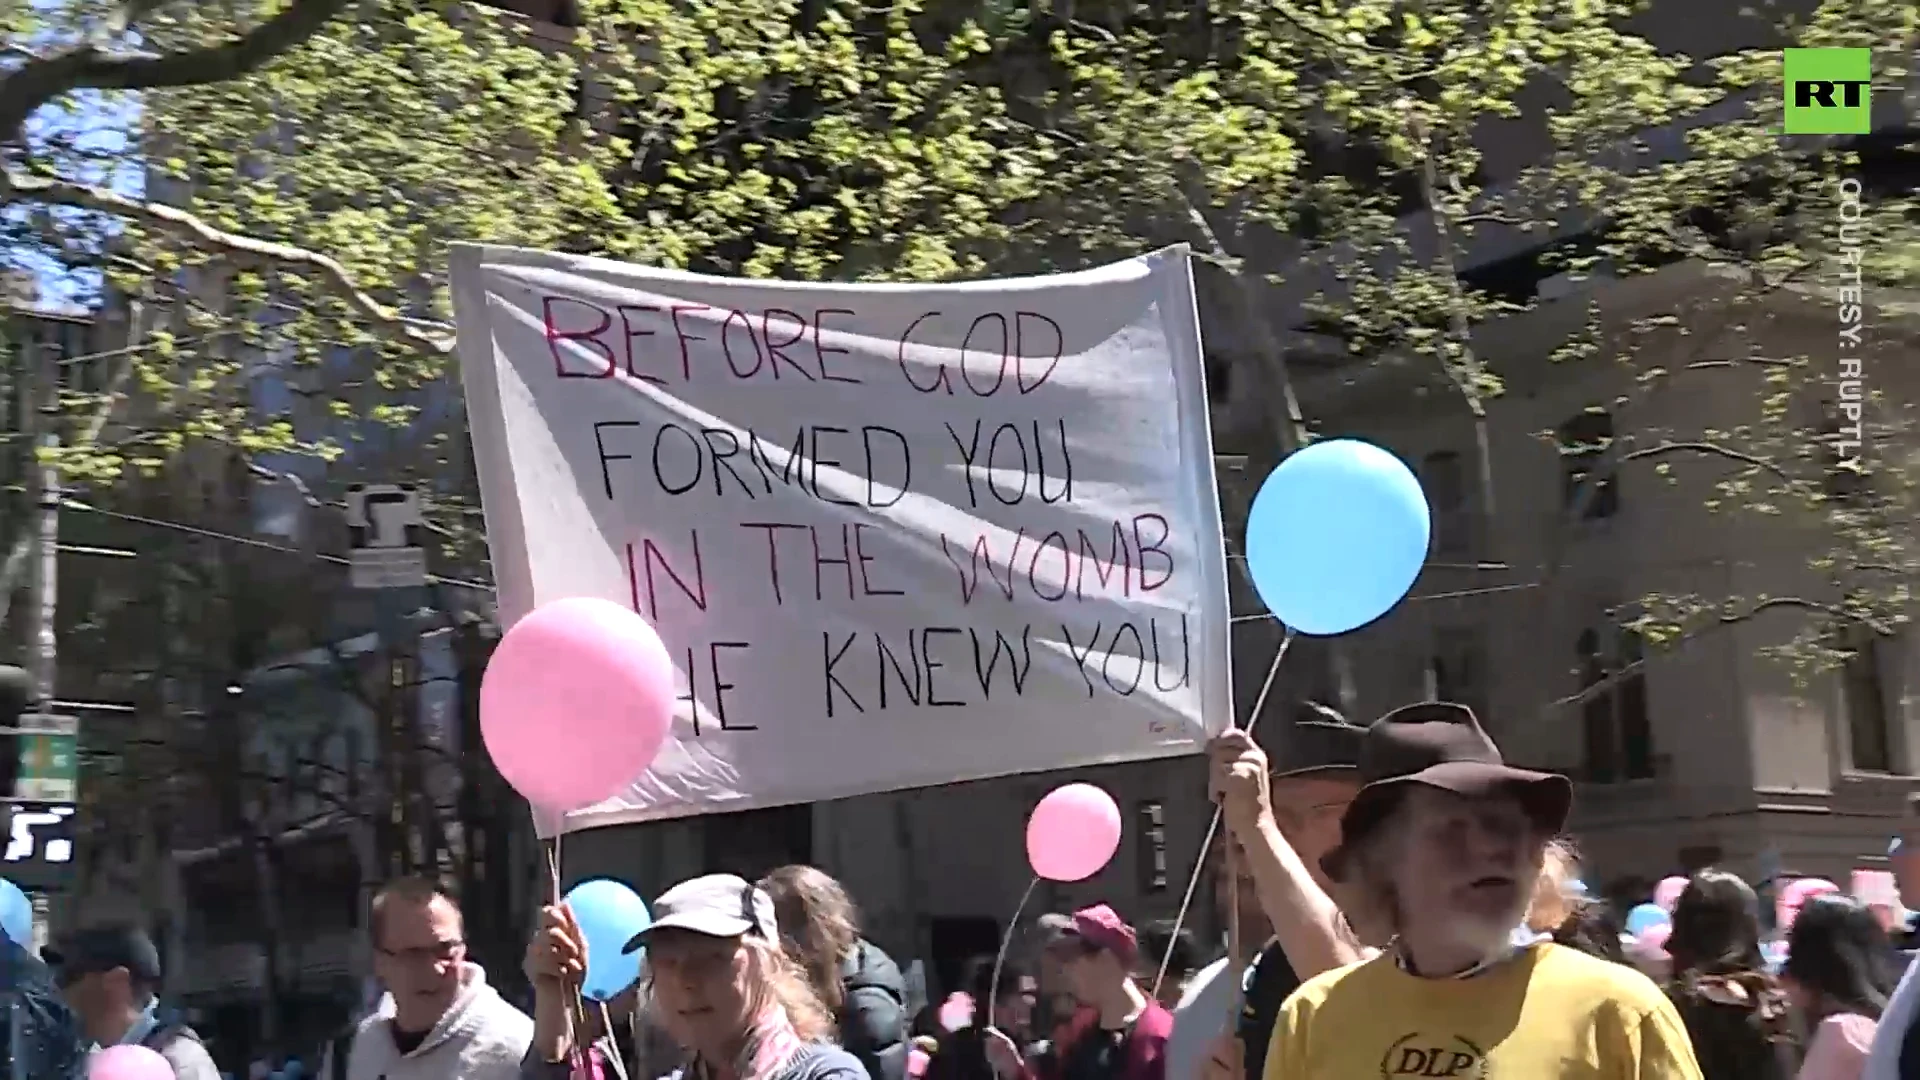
1839,625,1892,772
1136,801,1168,894
1558,410,1618,520
1427,627,1489,721
1422,451,1471,556
1579,625,1654,783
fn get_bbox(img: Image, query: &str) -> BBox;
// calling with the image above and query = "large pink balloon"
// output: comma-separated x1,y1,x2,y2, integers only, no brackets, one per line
481,597,676,812
90,1046,173,1080
1776,877,1840,932
1026,783,1122,882
1654,875,1689,911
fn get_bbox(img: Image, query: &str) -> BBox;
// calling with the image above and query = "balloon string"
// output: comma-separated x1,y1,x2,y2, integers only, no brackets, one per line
544,828,594,1079
597,999,630,1080
987,876,1041,1032
1150,628,1294,1001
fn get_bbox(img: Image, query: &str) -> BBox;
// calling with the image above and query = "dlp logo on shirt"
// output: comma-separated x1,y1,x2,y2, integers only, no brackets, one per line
1381,1034,1485,1078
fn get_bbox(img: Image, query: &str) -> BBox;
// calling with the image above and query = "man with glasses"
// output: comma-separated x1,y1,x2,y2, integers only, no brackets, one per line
1168,704,1372,1080
339,877,530,1080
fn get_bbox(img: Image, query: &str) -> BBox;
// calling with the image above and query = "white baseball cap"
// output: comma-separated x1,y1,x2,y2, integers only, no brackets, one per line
623,873,778,954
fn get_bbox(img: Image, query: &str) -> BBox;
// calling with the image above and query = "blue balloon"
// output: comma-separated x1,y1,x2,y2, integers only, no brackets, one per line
1625,903,1670,937
1243,439,1431,635
565,878,652,1001
0,878,29,946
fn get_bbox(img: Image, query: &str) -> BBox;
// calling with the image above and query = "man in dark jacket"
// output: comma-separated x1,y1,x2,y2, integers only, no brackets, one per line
839,937,910,1080
0,918,86,1080
50,925,219,1080
0,665,85,1080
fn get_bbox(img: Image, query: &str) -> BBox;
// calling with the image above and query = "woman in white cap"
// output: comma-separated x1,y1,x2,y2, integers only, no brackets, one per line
523,873,867,1080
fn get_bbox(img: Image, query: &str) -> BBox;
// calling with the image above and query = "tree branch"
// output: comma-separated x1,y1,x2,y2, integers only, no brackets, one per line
3,172,455,355
1685,357,1803,370
0,0,353,146
1546,595,1886,711
1616,440,1793,481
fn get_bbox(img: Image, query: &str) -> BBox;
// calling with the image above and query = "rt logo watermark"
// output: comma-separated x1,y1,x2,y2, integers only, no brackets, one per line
1786,48,1872,135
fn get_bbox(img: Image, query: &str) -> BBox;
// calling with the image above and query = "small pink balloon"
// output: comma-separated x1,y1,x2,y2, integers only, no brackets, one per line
1026,783,1122,882
1653,875,1688,911
90,1046,174,1080
481,597,676,813
937,992,975,1032
1636,923,1672,953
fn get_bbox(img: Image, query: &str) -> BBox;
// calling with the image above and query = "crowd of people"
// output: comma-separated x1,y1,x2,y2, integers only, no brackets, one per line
17,698,1920,1079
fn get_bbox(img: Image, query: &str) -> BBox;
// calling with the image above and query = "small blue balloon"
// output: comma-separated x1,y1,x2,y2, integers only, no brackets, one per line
1625,903,1670,937
1243,439,1431,636
564,878,652,1001
0,879,29,947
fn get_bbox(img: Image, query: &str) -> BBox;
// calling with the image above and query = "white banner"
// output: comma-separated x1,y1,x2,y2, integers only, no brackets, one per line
451,244,1231,831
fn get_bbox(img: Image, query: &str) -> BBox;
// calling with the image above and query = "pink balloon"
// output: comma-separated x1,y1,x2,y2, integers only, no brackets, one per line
90,1046,174,1080
481,597,676,812
1653,875,1688,911
1026,783,1122,882
1776,877,1840,932
937,992,975,1032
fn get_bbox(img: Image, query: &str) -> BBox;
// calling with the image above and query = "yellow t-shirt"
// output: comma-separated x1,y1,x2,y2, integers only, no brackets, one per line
1263,943,1703,1079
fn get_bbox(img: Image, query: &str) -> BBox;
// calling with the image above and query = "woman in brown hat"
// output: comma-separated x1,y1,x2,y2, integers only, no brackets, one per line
1261,702,1704,1079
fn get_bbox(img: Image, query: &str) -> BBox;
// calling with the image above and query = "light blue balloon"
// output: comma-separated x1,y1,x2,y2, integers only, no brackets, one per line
1243,439,1431,636
565,878,652,1001
0,878,29,947
1625,903,1670,937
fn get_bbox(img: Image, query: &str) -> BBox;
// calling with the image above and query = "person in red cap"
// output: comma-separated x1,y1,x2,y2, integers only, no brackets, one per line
1262,702,1703,1079
985,906,1171,1080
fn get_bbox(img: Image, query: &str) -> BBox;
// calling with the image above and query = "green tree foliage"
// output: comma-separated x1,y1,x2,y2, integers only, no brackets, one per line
1018,0,1919,700
3,0,1917,715
5,0,1049,506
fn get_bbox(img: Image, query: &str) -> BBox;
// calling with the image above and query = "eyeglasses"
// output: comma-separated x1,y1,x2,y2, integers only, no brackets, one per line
377,940,465,964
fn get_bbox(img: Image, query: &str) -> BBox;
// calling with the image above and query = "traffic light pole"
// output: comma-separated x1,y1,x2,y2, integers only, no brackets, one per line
21,334,57,710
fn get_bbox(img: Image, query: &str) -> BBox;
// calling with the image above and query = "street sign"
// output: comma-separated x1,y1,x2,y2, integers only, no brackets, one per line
2,801,76,891
12,734,76,802
346,483,428,589
5,714,77,802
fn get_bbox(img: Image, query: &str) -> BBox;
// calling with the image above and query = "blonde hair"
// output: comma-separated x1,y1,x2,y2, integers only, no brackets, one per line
1528,838,1583,932
760,865,861,1013
737,933,837,1045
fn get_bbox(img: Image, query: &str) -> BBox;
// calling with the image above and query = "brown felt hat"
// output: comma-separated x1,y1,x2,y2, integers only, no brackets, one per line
1320,701,1572,882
